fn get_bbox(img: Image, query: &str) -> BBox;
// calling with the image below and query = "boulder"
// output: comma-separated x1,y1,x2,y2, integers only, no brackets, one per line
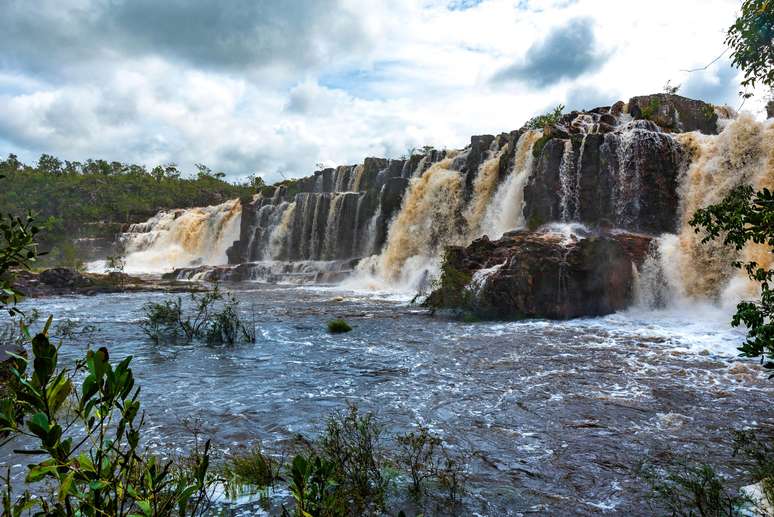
628,94,718,134
38,268,92,288
426,227,652,320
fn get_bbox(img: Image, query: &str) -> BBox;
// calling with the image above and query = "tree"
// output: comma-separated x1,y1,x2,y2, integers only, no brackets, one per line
690,185,774,370
726,0,774,92
0,176,39,315
37,154,63,175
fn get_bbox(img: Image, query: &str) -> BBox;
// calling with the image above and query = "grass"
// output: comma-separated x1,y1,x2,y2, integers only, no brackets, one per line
327,319,352,333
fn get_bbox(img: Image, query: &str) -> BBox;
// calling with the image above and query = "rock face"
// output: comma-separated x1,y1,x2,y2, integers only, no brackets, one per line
227,131,521,265
628,94,718,134
427,227,652,319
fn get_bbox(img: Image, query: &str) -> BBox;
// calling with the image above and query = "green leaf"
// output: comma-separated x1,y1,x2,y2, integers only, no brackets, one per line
27,412,50,439
137,500,152,516
59,471,74,502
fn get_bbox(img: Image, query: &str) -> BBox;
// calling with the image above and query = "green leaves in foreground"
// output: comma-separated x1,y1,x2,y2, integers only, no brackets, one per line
0,324,213,516
690,185,774,371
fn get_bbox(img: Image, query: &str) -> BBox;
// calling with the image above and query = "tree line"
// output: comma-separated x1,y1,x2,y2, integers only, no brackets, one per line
0,154,258,266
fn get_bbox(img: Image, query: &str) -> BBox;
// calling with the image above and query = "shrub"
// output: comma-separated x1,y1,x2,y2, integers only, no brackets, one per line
319,404,387,514
284,453,344,517
525,105,564,130
531,133,552,159
141,286,256,345
327,319,352,334
641,461,749,516
0,323,214,516
640,97,662,121
223,445,281,492
396,425,442,494
425,252,473,312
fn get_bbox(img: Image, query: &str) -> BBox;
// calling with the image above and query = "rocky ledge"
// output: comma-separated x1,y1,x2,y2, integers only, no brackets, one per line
8,268,200,297
426,226,652,319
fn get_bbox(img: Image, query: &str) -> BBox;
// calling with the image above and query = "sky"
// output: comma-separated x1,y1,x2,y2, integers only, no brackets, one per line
0,0,765,182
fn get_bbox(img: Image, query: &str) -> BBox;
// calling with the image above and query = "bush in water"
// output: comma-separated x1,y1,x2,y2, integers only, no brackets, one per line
327,319,352,334
319,403,387,514
0,322,215,516
140,285,256,345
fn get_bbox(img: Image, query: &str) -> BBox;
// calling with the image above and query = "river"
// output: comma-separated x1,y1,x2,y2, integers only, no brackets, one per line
2,282,771,515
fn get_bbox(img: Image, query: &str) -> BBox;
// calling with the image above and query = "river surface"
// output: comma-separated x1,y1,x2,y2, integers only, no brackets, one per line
2,283,773,516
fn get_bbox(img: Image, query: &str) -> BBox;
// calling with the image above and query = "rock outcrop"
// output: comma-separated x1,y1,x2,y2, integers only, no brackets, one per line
427,226,652,319
628,94,718,134
524,113,685,235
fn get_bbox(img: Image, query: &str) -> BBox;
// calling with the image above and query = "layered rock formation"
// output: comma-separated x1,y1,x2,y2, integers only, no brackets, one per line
426,227,652,319
120,93,760,320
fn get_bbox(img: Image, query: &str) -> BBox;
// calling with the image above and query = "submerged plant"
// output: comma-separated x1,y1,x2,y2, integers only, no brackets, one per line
222,444,282,492
140,285,256,345
319,404,387,514
327,319,352,334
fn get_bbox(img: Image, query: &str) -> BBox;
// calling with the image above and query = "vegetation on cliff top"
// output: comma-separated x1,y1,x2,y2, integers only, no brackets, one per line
0,155,253,266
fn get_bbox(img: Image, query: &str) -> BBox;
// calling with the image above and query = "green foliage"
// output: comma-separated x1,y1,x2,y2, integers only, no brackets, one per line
0,207,39,315
395,426,442,494
640,97,662,121
701,103,717,121
0,329,214,516
284,453,344,517
140,286,256,345
733,430,774,507
327,319,352,334
726,0,774,91
641,461,749,516
689,185,774,370
531,133,552,159
0,154,252,266
222,445,281,492
319,404,388,514
426,252,474,312
525,105,564,130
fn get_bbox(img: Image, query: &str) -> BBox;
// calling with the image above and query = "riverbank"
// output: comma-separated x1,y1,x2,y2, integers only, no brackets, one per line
7,267,203,298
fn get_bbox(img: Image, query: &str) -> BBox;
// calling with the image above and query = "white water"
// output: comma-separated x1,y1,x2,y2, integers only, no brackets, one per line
105,199,242,274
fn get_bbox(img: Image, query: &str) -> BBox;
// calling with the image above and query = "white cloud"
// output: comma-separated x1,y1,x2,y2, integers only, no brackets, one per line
0,0,760,182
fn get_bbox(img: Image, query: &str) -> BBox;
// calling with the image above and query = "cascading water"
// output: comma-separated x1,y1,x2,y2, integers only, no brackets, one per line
118,199,241,274
480,130,542,239
463,146,508,237
635,114,774,309
109,96,771,312
374,155,464,283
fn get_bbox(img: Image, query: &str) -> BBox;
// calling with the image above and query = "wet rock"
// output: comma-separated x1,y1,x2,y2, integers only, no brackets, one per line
524,120,684,235
426,227,652,319
39,268,92,288
767,100,774,119
610,101,625,116
628,94,718,134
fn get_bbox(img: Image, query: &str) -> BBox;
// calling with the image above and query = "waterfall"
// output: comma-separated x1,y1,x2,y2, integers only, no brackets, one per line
375,156,465,281
635,115,774,309
558,139,576,222
109,100,772,304
119,199,241,274
266,201,296,260
463,146,508,238
481,130,542,239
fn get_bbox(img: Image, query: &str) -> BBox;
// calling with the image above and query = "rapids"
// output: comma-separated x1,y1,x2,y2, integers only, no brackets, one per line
1,286,771,515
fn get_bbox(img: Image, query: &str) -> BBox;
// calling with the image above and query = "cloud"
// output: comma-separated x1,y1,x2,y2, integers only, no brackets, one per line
0,0,376,79
490,17,610,87
0,0,749,182
563,84,623,112
680,61,740,107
